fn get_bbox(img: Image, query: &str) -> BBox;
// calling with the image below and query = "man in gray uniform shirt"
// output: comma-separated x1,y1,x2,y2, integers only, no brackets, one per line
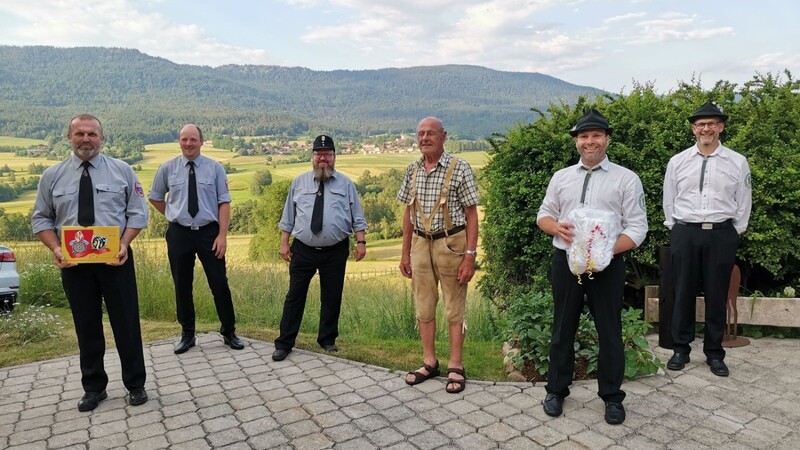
31,113,149,412
272,135,367,361
149,124,244,354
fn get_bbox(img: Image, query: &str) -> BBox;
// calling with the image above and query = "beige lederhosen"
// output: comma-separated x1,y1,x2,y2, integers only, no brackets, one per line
408,158,467,325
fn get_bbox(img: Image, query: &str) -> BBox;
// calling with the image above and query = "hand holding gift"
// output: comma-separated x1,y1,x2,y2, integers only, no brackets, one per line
566,208,620,281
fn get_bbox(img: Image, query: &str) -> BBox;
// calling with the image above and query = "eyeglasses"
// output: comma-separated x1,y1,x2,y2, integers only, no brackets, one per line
314,151,334,158
417,130,444,138
692,121,721,130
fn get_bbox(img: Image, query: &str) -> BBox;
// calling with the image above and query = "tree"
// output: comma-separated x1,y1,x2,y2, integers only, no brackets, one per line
250,170,273,195
249,180,292,261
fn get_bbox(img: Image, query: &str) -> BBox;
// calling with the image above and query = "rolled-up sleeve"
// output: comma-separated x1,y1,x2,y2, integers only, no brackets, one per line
537,172,562,222
349,182,368,232
279,181,297,233
124,168,148,229
621,175,648,247
733,158,752,234
31,172,56,235
662,160,677,230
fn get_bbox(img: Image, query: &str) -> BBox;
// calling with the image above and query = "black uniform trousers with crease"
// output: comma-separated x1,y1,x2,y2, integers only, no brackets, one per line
275,238,349,351
546,249,626,403
166,221,236,336
61,247,146,393
670,222,738,361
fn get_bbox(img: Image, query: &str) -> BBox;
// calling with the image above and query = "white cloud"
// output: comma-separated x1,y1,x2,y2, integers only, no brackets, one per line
0,0,272,66
631,13,734,44
603,12,647,25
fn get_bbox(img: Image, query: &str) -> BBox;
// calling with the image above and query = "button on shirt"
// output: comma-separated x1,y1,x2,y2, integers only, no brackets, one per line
538,157,648,251
280,170,368,247
32,154,148,236
149,155,232,227
396,152,479,232
663,143,752,234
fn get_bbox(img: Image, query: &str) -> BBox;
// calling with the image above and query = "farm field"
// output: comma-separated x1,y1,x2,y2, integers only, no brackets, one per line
0,137,488,214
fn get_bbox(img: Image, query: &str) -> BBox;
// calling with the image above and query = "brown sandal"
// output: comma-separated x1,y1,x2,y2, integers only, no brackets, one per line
405,360,440,385
445,367,466,394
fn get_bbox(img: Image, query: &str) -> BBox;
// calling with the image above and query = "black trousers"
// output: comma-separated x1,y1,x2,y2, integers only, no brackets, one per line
166,222,236,336
546,249,626,403
275,238,349,350
61,247,146,393
670,223,738,360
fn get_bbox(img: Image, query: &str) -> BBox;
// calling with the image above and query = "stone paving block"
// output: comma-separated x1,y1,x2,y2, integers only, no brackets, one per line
395,416,435,437
87,432,129,449
207,427,248,447
365,426,406,447
198,402,235,420
418,406,457,426
354,384,388,400
127,434,170,449
437,418,475,439
320,382,355,396
479,421,520,443
8,426,51,446
234,404,271,422
547,417,588,437
353,414,391,433
454,431,496,450
47,428,89,448
126,410,163,428
745,417,793,438
241,416,281,436
571,429,615,449
292,432,335,450
265,396,302,413
324,423,363,443
283,418,322,439
13,413,53,432
501,435,545,449
274,406,312,425
231,393,273,410
443,398,480,415
158,390,194,406
340,402,378,420
686,425,733,447
666,437,711,449
335,437,377,450
366,392,402,411
289,381,320,395
127,421,168,441
704,413,745,434
170,437,213,450
380,404,416,422
410,428,452,449
462,410,499,428
164,423,206,444
526,425,568,447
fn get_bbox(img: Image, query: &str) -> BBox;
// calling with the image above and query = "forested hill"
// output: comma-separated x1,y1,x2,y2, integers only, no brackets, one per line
0,45,604,141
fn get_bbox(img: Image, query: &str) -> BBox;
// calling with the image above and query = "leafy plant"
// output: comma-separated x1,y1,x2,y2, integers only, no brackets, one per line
0,303,64,345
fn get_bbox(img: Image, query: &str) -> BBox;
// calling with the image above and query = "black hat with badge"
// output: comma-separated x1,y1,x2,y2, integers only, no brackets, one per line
569,108,613,137
688,101,729,123
312,135,336,152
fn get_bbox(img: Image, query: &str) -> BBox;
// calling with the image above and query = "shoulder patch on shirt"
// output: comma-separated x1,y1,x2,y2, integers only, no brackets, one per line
638,193,646,211
134,182,144,198
745,173,752,190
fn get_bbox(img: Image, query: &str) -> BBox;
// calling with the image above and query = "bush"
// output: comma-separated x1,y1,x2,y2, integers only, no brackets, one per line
505,289,660,379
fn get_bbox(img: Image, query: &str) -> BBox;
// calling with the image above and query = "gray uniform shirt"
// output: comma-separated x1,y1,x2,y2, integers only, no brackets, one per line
280,170,368,247
149,154,232,227
538,156,648,251
31,153,148,237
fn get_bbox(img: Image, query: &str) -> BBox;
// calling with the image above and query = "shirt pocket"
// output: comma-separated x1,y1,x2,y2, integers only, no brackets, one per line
95,183,128,213
168,175,187,197
52,185,78,216
329,187,350,212
197,176,215,195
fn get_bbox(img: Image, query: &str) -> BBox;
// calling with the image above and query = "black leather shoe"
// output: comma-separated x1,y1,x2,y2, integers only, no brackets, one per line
707,359,729,377
543,393,564,417
77,391,107,412
129,388,148,406
174,335,196,354
604,401,626,424
323,343,339,352
667,352,690,370
272,348,291,361
222,333,245,350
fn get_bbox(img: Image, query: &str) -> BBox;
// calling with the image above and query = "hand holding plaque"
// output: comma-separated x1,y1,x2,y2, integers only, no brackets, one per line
61,226,121,264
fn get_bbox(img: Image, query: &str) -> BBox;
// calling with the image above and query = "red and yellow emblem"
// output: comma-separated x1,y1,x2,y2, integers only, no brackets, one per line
61,226,120,263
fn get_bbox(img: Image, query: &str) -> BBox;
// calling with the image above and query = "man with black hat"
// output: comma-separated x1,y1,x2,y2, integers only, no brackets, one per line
663,101,752,377
272,135,368,361
537,108,648,424
149,124,245,354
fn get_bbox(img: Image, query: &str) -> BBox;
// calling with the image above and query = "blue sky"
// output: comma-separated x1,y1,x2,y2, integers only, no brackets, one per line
1,0,797,93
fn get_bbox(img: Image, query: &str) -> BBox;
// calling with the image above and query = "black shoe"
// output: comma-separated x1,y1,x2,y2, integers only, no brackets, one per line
129,388,148,406
323,343,338,353
543,393,564,417
174,335,196,354
272,348,291,361
707,359,729,377
222,333,245,350
77,391,108,412
604,401,626,424
666,352,690,370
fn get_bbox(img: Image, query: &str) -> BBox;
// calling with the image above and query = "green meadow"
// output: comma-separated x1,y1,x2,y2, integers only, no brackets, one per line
0,137,488,214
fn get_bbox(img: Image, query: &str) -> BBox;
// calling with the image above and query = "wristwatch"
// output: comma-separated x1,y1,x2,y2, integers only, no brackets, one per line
464,250,478,257
356,240,367,245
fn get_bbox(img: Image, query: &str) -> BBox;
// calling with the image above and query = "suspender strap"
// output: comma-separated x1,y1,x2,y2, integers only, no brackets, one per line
408,157,460,233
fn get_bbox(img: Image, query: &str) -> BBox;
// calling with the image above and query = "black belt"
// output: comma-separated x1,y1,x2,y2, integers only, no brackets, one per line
296,238,348,251
414,225,465,240
674,219,733,230
170,221,217,231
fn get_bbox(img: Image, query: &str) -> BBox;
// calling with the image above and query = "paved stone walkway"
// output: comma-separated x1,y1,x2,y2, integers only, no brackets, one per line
1,334,799,449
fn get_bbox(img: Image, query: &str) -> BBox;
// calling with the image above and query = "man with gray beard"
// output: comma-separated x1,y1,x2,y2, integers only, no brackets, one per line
272,135,368,361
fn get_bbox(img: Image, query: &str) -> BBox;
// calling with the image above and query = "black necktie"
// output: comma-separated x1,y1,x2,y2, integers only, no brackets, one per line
78,161,95,226
580,166,593,205
311,178,324,234
699,156,709,192
188,161,199,218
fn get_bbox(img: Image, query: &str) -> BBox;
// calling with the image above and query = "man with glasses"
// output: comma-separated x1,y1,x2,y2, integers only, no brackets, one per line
272,135,368,361
397,117,479,394
663,101,752,377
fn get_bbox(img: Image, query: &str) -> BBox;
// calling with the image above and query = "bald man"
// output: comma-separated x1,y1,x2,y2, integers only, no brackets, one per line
149,124,244,354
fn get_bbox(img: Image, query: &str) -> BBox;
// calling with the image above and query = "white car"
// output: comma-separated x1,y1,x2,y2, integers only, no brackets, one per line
0,245,20,312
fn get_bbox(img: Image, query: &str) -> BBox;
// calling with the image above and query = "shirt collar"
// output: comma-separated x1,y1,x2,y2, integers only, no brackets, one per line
71,153,101,170
575,156,610,172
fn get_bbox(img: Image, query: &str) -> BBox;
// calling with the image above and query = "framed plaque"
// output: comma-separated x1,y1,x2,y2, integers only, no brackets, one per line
61,226,120,264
